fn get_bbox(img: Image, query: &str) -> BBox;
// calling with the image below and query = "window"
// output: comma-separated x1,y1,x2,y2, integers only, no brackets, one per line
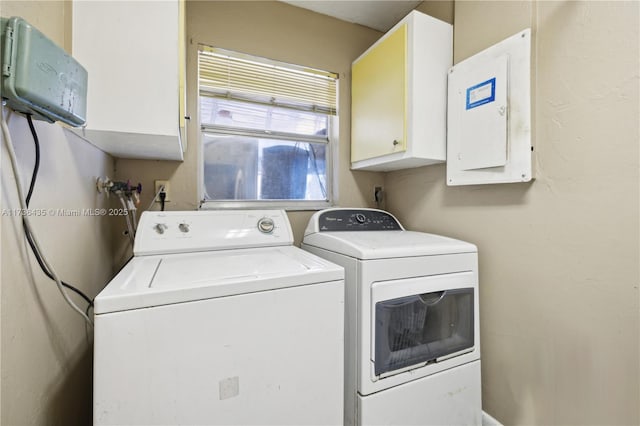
198,46,338,209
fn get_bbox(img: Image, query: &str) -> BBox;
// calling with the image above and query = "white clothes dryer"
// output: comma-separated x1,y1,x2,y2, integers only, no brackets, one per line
302,208,481,426
94,210,344,426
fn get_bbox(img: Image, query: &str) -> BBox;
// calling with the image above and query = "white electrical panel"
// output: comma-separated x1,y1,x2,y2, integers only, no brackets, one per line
447,29,532,186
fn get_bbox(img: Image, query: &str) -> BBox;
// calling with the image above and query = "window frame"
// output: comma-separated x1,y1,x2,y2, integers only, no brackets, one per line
196,46,338,210
199,116,337,211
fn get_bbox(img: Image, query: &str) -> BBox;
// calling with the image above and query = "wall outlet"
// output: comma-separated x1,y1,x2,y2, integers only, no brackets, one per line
154,180,171,202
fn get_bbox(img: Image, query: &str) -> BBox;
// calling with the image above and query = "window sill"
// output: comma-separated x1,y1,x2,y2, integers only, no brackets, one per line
199,200,333,212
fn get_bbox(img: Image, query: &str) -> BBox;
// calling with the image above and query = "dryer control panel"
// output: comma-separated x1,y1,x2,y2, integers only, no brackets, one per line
315,209,403,232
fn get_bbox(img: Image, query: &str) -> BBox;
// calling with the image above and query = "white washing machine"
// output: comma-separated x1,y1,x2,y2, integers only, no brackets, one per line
94,210,344,426
302,208,482,426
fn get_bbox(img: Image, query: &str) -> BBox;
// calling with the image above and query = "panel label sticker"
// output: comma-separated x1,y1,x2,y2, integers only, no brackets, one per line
466,78,496,110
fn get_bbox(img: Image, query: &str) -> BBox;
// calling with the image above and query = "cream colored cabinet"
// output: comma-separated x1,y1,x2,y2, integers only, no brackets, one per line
351,11,452,171
72,0,186,160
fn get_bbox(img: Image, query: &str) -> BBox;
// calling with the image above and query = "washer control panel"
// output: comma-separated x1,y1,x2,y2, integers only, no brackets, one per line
317,209,402,231
135,210,294,256
257,217,275,234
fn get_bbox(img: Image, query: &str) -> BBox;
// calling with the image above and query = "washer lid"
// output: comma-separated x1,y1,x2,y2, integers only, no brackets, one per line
302,230,476,260
94,246,343,314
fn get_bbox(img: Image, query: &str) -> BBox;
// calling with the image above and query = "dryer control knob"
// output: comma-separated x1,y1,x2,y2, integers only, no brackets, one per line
178,223,190,233
257,217,275,234
154,223,168,234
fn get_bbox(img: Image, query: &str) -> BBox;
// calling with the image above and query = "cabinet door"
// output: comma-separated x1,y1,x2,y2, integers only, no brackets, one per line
351,24,407,162
72,0,183,160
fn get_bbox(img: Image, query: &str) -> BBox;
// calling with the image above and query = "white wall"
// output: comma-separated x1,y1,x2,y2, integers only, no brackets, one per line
1,2,116,424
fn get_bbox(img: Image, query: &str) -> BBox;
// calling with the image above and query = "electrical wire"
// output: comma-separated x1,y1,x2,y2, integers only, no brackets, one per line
23,114,94,308
146,184,166,211
1,107,93,326
23,224,94,307
25,115,40,206
159,191,166,212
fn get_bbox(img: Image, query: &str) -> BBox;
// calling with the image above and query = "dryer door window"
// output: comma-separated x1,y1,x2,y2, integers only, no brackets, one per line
374,288,474,376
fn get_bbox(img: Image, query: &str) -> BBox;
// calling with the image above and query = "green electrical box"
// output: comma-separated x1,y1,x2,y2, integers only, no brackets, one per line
1,16,87,127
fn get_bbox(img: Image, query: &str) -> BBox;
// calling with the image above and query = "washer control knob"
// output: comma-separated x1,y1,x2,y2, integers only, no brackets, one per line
355,213,367,224
178,223,190,233
154,223,168,234
257,217,275,234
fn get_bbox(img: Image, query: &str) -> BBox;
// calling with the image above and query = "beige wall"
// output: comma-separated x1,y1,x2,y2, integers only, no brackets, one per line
1,2,115,424
114,0,385,250
386,1,640,424
416,0,454,25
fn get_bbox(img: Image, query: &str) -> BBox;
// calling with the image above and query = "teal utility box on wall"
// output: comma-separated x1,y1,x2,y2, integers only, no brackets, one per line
1,16,87,127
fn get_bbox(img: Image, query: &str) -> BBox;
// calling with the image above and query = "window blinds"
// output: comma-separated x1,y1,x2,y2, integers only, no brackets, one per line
199,45,338,115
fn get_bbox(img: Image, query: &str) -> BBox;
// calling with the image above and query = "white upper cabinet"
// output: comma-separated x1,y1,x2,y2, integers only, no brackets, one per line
72,0,185,160
351,11,452,171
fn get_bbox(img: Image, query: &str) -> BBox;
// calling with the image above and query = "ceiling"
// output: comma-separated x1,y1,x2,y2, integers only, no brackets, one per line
280,1,422,32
